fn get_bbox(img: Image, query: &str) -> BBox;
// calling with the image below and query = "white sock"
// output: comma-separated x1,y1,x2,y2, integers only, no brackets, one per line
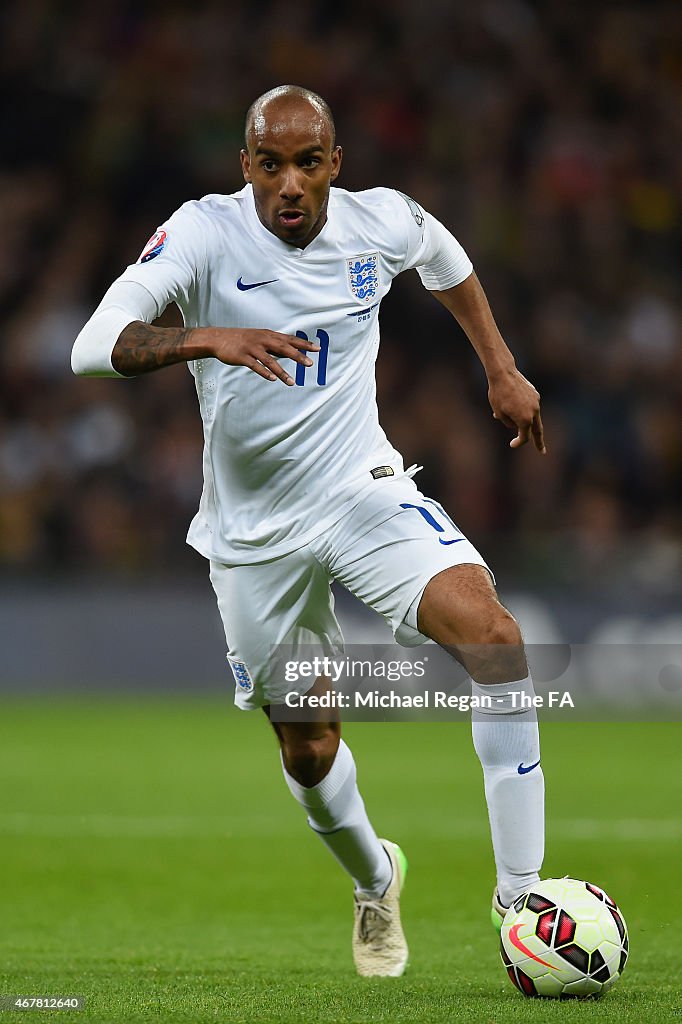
471,675,545,907
281,739,392,899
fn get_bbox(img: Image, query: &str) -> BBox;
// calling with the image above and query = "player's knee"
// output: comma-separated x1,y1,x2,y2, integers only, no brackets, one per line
479,607,522,649
438,598,521,648
447,606,527,684
469,608,526,684
281,728,340,787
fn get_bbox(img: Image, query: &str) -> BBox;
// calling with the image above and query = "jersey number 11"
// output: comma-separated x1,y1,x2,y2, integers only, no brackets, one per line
295,329,329,386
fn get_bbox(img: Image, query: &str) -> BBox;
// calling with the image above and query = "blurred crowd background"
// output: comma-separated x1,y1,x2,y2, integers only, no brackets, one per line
1,0,681,589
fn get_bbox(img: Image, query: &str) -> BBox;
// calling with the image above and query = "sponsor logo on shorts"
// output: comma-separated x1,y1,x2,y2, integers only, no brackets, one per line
228,657,254,693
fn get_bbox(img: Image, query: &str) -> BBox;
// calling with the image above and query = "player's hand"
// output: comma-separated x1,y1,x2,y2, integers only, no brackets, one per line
204,327,320,385
488,368,546,454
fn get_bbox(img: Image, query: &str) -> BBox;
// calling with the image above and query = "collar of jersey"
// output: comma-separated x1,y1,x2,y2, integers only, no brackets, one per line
243,184,336,257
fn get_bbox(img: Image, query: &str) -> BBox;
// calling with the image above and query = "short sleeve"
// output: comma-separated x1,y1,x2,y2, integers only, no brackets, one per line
116,201,209,317
71,201,209,378
391,190,473,291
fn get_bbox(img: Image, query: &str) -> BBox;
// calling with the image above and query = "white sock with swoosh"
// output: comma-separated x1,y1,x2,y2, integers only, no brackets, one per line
471,676,545,907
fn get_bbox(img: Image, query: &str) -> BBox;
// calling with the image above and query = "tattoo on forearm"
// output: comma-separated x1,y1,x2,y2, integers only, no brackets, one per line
112,322,196,376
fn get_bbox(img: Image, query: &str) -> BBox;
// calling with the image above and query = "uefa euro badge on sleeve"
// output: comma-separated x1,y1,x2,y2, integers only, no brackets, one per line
347,253,379,304
227,656,254,693
138,228,167,264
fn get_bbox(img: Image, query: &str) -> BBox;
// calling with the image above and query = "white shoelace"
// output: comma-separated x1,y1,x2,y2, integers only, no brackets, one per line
356,898,393,947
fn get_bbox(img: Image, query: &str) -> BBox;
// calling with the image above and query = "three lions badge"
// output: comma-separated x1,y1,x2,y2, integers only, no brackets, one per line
347,252,379,304
227,657,254,693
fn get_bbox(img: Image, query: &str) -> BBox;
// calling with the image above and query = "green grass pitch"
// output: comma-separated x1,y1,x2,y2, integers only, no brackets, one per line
0,698,680,1023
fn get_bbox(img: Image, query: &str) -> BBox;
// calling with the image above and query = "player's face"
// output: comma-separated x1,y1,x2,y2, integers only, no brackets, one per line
241,101,342,248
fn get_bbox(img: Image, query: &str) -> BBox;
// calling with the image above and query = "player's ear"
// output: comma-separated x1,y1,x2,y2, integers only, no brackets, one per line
240,149,252,183
330,146,342,183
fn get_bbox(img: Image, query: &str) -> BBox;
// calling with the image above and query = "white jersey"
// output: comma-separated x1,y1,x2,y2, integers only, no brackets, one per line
73,184,472,564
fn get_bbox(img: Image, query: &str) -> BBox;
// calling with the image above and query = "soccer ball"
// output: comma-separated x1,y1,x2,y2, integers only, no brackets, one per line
500,877,629,998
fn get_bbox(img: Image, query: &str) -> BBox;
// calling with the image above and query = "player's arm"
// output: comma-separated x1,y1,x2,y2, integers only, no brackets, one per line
72,284,317,386
394,191,546,455
110,320,317,384
431,273,546,454
71,205,318,385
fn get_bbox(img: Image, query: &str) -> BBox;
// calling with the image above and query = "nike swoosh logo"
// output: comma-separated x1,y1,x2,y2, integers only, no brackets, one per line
507,924,555,968
518,759,541,775
236,277,279,291
439,538,464,546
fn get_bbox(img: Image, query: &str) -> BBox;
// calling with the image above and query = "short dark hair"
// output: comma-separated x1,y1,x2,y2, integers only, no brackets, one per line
244,85,336,148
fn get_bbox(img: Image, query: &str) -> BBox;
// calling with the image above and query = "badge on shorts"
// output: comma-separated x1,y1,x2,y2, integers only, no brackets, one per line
347,252,379,304
228,657,254,693
371,466,395,479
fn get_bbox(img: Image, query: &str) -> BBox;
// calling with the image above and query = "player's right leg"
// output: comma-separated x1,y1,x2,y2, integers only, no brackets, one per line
263,678,391,900
208,552,407,976
265,687,408,976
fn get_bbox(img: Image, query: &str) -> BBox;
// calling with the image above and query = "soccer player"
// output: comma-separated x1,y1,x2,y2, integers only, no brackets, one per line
72,85,546,977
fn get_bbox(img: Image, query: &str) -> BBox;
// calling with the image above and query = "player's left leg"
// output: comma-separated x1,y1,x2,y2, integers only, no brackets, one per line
322,476,543,928
416,564,544,921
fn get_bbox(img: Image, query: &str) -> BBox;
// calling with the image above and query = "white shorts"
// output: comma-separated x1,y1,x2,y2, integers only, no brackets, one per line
209,474,492,710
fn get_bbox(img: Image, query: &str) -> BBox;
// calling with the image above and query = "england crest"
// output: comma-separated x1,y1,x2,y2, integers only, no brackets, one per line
227,656,254,693
347,252,379,304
